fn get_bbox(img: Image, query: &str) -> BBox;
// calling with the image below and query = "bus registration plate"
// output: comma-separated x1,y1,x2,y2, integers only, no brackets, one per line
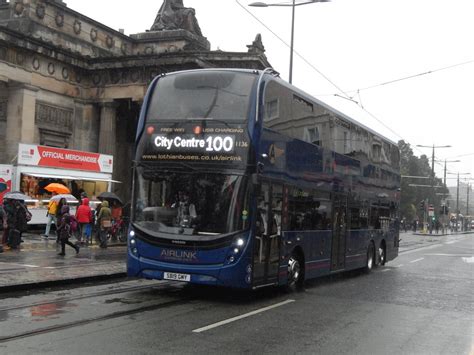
164,272,191,282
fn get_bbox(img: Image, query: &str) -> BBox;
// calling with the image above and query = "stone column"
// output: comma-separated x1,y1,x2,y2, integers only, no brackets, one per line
5,83,38,162
98,101,118,157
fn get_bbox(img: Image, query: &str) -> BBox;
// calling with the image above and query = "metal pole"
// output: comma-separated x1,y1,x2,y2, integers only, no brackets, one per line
467,183,470,216
289,0,296,84
431,145,435,180
444,160,447,187
456,173,459,232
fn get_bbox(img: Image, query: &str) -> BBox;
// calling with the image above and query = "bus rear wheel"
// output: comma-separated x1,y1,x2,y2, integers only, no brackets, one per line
377,243,386,266
287,251,304,290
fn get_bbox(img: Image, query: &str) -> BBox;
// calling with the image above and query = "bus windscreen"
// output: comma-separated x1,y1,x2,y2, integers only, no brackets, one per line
147,71,256,122
133,170,250,236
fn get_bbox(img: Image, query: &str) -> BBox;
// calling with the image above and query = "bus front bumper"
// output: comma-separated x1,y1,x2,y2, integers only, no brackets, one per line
127,252,252,289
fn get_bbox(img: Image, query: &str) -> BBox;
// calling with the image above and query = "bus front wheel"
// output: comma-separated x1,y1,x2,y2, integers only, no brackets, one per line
364,243,375,272
287,251,304,290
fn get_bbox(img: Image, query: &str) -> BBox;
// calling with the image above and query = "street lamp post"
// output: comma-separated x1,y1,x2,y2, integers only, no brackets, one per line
416,144,451,232
416,144,451,181
443,159,460,186
249,0,331,84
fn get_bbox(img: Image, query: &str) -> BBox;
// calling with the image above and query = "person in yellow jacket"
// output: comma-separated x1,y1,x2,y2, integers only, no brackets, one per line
42,192,58,239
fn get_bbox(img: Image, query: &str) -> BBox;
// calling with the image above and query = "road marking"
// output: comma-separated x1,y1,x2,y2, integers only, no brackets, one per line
409,258,424,264
399,244,442,255
424,253,472,257
445,240,458,245
394,264,404,268
381,269,391,272
462,257,474,264
20,264,40,268
192,299,295,333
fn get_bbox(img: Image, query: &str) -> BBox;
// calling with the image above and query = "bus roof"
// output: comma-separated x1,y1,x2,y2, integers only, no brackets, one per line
158,68,398,147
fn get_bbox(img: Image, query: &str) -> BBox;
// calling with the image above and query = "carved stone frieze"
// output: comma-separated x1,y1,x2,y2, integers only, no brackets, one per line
90,28,98,42
47,62,55,75
55,12,64,27
32,57,40,70
73,20,82,34
35,102,73,133
36,3,46,19
13,1,24,16
106,35,114,48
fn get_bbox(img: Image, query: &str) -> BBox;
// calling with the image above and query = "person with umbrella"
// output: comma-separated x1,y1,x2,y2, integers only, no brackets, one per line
42,192,58,239
57,205,80,256
96,200,112,248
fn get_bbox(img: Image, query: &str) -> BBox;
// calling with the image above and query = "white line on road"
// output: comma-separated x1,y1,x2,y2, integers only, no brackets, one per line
409,258,424,264
445,240,459,245
394,264,404,268
192,299,295,333
381,269,391,272
424,253,473,257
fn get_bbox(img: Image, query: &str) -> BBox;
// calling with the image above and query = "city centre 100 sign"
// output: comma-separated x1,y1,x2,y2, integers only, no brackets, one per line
140,124,250,165
154,135,235,153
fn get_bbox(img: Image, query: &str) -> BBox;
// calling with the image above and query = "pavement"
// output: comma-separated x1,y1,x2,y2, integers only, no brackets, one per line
0,229,471,293
0,230,127,292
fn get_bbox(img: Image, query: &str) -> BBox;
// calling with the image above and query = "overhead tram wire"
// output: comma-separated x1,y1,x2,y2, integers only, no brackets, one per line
235,0,351,100
344,59,474,95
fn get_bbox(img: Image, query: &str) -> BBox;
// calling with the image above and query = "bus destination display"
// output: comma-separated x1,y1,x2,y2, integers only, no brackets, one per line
140,124,250,165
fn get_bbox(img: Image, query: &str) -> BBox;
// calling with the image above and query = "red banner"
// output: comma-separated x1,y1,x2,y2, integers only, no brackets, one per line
18,144,113,173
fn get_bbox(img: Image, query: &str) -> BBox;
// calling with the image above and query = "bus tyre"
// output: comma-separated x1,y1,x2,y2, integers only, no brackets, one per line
377,243,386,266
287,251,304,291
364,243,375,273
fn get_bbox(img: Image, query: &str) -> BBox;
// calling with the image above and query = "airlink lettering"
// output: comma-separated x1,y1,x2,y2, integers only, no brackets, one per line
154,135,234,153
160,249,198,260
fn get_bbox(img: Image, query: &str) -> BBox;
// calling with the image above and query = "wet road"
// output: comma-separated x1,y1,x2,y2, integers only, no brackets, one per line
0,233,472,354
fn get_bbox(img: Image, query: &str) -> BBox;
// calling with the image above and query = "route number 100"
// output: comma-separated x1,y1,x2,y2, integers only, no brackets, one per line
205,136,234,152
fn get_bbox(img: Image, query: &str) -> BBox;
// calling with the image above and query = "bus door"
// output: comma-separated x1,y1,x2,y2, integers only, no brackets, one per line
331,194,347,271
253,182,282,286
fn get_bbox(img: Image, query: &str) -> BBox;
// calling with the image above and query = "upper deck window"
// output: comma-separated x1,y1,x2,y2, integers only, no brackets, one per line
148,71,256,122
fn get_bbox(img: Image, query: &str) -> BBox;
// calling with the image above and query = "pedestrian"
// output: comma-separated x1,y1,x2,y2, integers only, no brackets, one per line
0,203,6,253
75,197,91,245
2,199,15,249
57,205,80,256
5,200,30,249
97,200,112,248
42,192,58,239
55,197,67,243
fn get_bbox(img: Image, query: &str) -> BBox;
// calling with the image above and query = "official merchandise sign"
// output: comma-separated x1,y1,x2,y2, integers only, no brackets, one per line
18,144,113,173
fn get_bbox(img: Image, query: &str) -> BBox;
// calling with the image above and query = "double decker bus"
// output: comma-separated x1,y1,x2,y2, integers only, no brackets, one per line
127,68,400,289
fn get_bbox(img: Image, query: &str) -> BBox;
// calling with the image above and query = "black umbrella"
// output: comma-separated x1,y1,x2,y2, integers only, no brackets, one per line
98,192,123,205
4,191,31,201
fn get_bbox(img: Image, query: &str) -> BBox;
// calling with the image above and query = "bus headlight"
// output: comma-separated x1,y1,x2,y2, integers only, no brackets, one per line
129,230,136,238
225,236,248,265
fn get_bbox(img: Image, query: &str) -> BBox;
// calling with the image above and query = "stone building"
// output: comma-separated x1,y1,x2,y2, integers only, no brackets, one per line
0,0,271,201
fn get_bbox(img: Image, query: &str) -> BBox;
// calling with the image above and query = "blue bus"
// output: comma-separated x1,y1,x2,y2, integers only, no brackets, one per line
127,68,400,289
